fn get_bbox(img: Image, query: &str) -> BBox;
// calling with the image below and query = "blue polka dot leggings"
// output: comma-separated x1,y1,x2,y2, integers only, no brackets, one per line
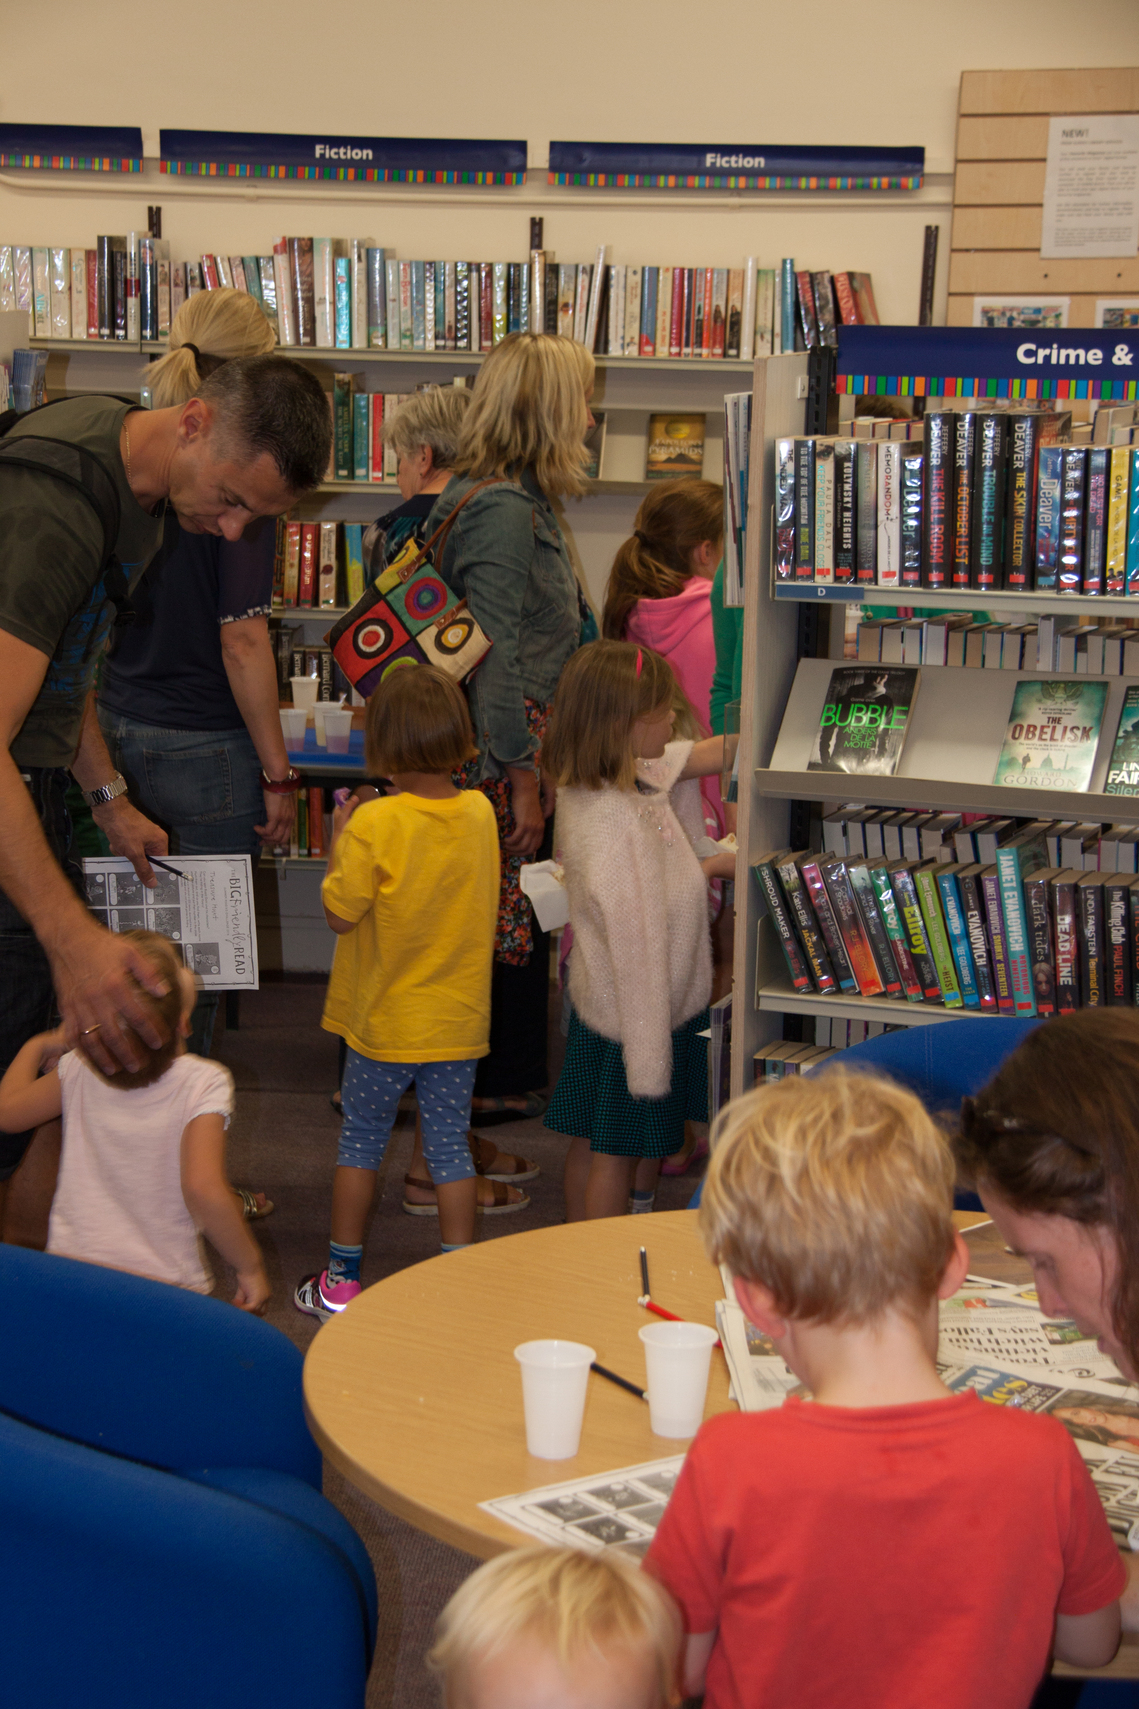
337,1049,478,1184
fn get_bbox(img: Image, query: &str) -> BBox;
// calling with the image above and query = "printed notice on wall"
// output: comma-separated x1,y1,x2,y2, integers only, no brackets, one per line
82,855,259,990
1041,114,1139,259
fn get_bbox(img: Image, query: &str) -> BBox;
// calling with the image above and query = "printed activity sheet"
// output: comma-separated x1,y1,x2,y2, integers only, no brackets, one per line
83,855,258,990
481,1458,684,1557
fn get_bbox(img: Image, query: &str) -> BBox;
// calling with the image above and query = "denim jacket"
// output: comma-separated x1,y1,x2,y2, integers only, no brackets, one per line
427,468,580,778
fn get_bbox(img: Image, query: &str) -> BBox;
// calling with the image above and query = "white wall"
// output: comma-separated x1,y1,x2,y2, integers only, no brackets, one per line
3,0,1137,602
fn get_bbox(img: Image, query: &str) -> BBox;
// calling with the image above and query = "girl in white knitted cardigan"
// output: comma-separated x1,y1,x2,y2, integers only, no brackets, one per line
542,642,735,1219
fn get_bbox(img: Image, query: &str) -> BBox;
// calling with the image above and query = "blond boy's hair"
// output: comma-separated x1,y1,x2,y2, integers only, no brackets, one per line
701,1069,956,1326
427,1545,679,1703
541,639,680,792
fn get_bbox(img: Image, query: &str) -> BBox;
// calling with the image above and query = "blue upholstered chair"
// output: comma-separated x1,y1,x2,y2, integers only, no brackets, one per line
0,1406,372,1708
0,1244,377,1685
691,1018,1042,1211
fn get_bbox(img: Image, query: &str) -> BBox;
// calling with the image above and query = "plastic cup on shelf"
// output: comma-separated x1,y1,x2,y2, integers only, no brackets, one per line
290,676,318,720
313,705,328,747
638,1320,718,1438
324,708,353,754
514,1340,595,1459
279,707,307,747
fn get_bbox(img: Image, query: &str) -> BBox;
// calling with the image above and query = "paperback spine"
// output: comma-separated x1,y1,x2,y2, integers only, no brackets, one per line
1022,871,1056,1017
1051,870,1080,1014
935,869,980,1007
1105,876,1133,1005
819,857,885,997
995,846,1038,1017
774,855,837,994
914,868,963,1008
754,856,813,994
868,866,924,1001
951,413,976,590
847,863,902,997
922,412,952,589
886,863,942,1001
957,868,997,1011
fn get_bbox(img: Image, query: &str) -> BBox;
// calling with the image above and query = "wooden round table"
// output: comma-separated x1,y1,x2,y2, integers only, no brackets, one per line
303,1209,727,1558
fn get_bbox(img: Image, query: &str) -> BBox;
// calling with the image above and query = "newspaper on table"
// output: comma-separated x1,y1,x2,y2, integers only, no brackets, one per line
82,855,258,990
480,1456,684,1558
716,1260,1139,1550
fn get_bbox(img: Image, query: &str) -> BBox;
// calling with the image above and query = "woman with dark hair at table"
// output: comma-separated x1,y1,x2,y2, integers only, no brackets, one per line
955,1008,1139,1633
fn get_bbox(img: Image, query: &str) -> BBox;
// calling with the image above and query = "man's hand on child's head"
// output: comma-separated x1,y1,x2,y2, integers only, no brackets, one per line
234,1267,271,1314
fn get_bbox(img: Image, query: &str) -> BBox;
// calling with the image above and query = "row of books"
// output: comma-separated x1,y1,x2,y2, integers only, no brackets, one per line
326,384,409,484
2,236,879,361
756,820,1139,1020
776,424,1139,594
856,614,1139,676
265,786,330,860
1,347,47,413
753,1042,839,1080
822,807,1139,876
271,520,366,612
0,239,173,343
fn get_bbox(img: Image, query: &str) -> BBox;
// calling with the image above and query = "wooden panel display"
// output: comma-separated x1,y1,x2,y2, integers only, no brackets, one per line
949,68,1139,329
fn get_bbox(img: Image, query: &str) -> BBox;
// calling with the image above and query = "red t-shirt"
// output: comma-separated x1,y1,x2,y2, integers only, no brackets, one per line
645,1391,1124,1709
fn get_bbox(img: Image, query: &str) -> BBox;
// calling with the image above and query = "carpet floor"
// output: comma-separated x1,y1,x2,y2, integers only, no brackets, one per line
211,980,707,1708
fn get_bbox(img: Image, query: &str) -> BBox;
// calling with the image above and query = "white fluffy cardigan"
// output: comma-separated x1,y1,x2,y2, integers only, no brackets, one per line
555,740,712,1098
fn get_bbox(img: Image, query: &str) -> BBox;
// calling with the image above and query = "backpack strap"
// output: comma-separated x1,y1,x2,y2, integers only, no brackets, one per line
0,398,142,626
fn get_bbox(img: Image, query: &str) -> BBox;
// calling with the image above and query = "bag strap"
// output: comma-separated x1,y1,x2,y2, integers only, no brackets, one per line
393,477,507,586
0,397,143,627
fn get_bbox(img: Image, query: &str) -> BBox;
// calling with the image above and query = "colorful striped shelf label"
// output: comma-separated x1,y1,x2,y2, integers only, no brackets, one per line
835,325,1139,400
0,124,142,173
548,142,923,191
160,130,525,185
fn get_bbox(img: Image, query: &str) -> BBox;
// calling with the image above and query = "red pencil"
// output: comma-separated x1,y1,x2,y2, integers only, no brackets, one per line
638,1294,722,1349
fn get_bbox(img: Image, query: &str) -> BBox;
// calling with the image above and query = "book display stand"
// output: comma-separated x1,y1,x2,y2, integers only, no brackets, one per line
732,331,1139,1093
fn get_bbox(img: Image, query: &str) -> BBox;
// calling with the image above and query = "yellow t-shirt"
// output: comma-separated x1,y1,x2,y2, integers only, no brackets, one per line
321,789,499,1063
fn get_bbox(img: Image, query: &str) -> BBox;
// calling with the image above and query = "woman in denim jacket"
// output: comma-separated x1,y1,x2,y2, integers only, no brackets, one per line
427,333,592,1115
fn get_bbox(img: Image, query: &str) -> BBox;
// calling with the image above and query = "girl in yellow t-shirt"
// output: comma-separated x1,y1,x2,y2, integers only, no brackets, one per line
295,666,500,1324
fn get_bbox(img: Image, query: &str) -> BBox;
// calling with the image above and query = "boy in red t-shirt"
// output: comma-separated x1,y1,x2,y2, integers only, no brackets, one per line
644,1069,1125,1709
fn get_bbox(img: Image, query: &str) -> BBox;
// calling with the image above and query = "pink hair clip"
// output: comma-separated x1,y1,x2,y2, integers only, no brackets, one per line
634,647,643,677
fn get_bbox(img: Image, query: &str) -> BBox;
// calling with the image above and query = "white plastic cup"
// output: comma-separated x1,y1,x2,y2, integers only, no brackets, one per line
290,675,319,719
278,707,307,747
324,708,353,754
313,704,328,747
638,1321,718,1438
514,1340,595,1459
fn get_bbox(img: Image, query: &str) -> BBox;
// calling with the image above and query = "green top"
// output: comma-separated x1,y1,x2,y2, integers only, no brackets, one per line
0,397,165,767
709,561,743,736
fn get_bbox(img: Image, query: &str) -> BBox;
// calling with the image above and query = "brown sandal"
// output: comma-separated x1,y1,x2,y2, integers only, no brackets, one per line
466,1132,540,1184
401,1173,530,1217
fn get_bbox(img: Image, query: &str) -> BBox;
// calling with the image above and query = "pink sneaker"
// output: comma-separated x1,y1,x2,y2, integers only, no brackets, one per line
293,1270,361,1324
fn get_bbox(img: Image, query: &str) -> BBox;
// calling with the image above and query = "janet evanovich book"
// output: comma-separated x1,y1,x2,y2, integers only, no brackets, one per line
808,666,919,777
993,679,1107,793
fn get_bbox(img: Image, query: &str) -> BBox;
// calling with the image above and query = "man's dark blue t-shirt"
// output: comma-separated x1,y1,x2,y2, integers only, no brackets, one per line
99,513,276,730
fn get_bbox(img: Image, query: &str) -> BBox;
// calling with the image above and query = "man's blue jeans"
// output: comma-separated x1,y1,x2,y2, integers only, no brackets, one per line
97,712,264,1055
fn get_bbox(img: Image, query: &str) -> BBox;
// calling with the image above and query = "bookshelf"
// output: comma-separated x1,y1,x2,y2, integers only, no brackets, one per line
732,334,1139,1096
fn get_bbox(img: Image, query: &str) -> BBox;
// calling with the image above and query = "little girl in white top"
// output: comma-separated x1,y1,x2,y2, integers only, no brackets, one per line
0,929,268,1310
542,641,734,1219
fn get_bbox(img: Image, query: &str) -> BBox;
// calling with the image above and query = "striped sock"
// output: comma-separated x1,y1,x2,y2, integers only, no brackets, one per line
327,1241,363,1284
440,1242,469,1254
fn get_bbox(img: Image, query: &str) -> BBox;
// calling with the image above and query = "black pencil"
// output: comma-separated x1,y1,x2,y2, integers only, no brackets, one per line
591,1361,646,1401
639,1246,650,1298
150,857,185,878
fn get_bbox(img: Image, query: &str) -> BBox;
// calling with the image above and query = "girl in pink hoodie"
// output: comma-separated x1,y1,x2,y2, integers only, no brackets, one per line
603,480,725,836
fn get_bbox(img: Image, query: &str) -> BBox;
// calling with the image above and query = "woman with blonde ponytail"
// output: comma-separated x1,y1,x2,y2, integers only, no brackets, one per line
97,288,294,1068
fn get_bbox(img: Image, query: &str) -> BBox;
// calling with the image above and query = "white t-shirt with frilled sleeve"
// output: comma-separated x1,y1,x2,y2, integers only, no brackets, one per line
48,1049,234,1293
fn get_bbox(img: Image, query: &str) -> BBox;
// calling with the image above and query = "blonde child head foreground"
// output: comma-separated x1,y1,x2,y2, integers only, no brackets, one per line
701,1068,957,1326
428,1545,680,1709
78,929,191,1091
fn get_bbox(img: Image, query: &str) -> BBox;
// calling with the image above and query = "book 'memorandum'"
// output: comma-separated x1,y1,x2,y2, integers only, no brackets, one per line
993,680,1107,793
808,667,919,777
